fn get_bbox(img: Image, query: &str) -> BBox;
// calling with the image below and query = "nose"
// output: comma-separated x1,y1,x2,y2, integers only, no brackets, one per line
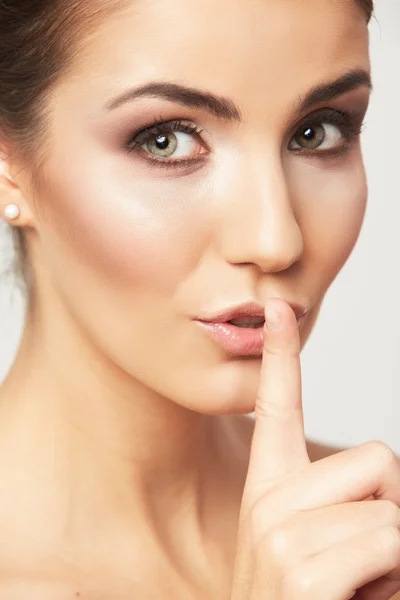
218,156,303,274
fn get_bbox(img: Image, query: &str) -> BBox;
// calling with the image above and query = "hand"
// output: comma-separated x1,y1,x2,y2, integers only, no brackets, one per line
230,299,400,600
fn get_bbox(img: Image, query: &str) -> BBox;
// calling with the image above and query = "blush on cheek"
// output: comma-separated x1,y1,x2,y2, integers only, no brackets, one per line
295,161,367,285
322,180,367,268
40,167,208,295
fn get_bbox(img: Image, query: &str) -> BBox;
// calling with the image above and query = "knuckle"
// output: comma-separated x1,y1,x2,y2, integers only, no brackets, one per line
249,496,268,529
378,500,400,524
375,526,400,556
248,497,274,544
254,396,271,420
248,492,292,547
249,491,281,529
260,526,293,566
283,565,317,598
364,440,398,470
254,397,301,422
254,395,283,420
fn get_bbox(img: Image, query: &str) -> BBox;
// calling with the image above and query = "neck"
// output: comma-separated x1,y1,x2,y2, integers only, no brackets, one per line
0,286,245,560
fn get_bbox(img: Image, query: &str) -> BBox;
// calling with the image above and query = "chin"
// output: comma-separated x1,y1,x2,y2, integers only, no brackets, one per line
166,357,262,416
165,315,319,415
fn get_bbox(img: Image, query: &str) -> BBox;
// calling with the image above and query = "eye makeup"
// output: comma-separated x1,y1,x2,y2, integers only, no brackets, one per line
288,107,366,158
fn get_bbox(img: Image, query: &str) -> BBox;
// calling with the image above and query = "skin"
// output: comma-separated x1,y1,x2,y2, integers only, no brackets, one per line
231,300,400,600
0,0,397,598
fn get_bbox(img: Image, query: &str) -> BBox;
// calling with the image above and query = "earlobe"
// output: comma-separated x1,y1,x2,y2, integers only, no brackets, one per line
0,173,34,227
3,204,21,221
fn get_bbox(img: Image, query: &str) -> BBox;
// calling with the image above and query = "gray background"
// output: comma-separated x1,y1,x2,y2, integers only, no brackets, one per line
0,0,399,451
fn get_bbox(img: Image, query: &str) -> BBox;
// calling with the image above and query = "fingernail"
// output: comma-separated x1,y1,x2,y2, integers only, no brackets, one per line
265,304,281,331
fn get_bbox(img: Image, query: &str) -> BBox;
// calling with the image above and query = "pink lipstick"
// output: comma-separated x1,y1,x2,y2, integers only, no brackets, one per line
194,302,307,357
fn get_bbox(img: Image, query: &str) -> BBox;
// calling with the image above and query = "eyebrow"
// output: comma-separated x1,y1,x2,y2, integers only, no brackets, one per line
105,69,372,120
105,81,241,121
296,69,372,113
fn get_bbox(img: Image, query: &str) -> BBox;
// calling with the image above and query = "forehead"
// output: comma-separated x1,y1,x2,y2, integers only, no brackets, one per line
56,0,369,116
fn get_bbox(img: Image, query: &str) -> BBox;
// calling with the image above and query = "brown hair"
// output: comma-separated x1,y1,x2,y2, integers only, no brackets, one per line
0,0,374,286
0,0,126,284
357,0,374,21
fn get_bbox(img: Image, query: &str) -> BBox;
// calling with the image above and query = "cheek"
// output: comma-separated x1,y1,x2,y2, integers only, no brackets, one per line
39,156,212,294
291,155,367,284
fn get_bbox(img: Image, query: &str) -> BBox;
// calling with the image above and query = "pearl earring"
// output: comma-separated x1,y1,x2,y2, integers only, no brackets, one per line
4,204,20,220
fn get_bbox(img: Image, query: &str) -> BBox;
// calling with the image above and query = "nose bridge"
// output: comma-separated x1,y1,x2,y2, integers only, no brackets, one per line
220,154,304,273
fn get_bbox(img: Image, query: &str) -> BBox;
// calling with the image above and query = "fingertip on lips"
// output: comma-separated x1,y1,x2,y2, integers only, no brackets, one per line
265,302,282,332
264,299,298,330
264,300,302,354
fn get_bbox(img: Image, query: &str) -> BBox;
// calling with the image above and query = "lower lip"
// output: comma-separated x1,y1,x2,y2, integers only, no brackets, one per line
195,313,307,357
195,321,265,357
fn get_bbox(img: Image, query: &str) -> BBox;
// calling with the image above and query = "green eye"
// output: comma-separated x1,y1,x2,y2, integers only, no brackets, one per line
141,129,202,160
290,122,342,151
293,124,326,149
145,133,178,158
126,118,209,171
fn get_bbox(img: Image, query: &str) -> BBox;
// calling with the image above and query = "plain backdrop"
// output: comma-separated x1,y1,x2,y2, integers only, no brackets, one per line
0,0,399,450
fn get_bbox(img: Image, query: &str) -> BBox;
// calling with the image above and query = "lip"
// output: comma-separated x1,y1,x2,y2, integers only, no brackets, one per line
194,301,308,357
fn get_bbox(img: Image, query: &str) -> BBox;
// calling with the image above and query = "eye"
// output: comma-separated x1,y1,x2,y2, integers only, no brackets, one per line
289,122,342,151
127,120,208,163
143,131,200,159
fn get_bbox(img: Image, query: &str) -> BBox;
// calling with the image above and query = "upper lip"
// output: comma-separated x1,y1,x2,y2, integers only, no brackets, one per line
196,301,308,324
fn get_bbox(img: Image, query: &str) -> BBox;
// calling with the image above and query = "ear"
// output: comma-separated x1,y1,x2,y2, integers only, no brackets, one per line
0,152,35,228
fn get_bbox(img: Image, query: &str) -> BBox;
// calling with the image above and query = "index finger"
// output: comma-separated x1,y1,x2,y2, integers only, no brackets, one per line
245,298,310,495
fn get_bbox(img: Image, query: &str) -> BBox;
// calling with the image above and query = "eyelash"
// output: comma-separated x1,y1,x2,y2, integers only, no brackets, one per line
124,109,364,170
125,118,207,170
289,108,365,157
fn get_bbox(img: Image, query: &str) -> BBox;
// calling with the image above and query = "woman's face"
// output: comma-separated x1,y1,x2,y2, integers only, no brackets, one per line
20,0,371,413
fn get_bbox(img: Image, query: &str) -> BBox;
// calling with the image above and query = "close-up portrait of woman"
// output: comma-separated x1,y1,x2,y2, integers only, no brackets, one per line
0,0,400,598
